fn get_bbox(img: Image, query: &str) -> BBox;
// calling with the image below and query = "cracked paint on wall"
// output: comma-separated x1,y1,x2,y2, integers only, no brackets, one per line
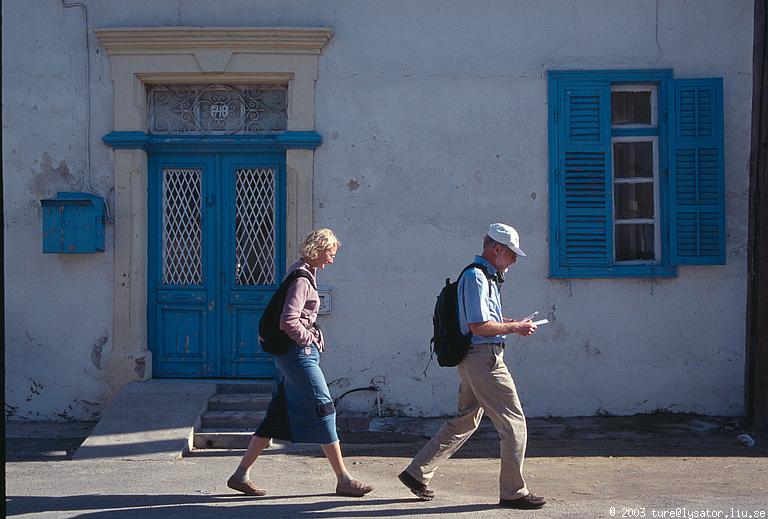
25,378,44,402
91,335,108,370
134,358,146,379
28,152,77,198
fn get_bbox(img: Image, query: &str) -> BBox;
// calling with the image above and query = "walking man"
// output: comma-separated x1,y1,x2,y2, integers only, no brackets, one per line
398,223,546,510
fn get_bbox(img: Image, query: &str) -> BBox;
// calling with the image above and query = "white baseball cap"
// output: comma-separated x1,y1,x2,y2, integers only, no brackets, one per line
487,223,526,257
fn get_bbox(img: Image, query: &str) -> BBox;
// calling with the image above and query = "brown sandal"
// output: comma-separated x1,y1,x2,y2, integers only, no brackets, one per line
227,477,267,496
336,478,374,497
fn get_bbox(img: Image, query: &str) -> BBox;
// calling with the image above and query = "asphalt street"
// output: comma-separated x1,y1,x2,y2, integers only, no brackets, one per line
5,415,768,518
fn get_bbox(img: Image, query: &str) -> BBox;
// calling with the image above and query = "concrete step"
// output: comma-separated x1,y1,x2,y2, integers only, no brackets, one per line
192,427,430,450
194,430,254,449
207,393,271,411
200,410,266,429
73,380,218,461
192,430,321,451
216,382,272,394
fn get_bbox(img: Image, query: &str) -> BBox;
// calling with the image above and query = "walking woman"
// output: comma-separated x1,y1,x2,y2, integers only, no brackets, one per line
227,228,375,498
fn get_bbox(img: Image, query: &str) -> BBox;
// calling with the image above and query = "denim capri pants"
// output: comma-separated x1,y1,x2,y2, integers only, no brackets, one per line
255,342,338,445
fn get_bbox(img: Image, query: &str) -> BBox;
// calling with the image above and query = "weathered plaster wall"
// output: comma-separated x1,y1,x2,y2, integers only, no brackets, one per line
313,0,753,418
3,0,753,419
3,0,118,419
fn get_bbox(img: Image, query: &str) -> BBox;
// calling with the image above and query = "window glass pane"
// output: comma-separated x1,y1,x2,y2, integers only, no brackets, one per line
613,141,653,178
616,224,655,261
614,182,655,219
235,168,276,286
162,168,202,285
611,91,652,125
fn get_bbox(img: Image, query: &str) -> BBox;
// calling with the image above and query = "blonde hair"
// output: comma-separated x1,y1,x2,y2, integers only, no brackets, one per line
301,228,340,260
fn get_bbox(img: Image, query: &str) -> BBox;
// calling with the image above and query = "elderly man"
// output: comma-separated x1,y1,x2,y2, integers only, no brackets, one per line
398,223,546,510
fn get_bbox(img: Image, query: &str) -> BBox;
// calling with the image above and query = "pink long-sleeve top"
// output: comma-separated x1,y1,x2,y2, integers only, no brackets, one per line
279,259,324,350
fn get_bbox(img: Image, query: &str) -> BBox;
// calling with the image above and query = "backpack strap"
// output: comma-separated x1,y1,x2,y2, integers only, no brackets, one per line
288,269,318,313
460,262,495,287
270,269,318,318
456,262,495,334
458,261,501,330
279,268,317,292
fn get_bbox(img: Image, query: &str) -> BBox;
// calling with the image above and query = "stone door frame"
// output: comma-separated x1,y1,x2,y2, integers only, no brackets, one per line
95,27,332,382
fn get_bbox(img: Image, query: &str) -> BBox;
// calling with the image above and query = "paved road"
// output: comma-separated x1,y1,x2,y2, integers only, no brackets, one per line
6,416,768,518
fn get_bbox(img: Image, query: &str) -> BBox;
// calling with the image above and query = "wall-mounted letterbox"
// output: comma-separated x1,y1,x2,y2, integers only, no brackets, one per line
317,285,332,315
41,192,105,253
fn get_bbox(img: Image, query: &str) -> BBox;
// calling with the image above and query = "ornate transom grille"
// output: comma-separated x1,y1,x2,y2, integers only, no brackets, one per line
235,168,276,286
162,168,203,285
148,84,287,135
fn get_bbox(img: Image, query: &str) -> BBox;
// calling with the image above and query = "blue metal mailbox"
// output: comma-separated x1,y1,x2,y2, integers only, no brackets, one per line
41,192,105,253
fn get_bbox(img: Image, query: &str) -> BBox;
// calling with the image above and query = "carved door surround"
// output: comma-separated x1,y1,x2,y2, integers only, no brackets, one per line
96,27,332,383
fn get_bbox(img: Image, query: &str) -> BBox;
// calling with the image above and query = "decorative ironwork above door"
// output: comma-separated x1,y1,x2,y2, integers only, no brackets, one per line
148,85,287,135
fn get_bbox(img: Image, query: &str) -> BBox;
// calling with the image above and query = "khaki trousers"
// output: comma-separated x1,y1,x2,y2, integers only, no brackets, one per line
406,343,529,500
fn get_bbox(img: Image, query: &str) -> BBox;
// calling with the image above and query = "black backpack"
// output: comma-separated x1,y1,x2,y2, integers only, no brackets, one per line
258,269,317,355
430,263,494,367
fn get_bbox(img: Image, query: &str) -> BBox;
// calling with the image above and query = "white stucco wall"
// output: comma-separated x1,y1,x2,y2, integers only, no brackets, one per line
3,0,753,420
3,0,119,419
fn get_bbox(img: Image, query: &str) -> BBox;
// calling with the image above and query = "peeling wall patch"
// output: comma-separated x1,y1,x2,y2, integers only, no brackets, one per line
329,377,351,389
28,152,77,197
134,357,146,379
25,378,44,402
91,334,108,370
6,403,19,418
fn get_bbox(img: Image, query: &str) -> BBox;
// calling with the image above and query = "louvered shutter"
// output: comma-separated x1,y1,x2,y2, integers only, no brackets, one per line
555,81,613,269
668,79,725,265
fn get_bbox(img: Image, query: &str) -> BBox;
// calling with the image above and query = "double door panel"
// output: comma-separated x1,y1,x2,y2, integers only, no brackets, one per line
148,153,285,378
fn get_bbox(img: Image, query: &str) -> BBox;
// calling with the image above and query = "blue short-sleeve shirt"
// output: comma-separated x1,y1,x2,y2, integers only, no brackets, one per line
457,256,505,344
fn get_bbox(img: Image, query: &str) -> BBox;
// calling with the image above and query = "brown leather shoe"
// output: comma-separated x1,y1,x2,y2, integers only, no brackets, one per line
336,478,374,497
498,494,546,509
398,470,435,501
227,477,267,496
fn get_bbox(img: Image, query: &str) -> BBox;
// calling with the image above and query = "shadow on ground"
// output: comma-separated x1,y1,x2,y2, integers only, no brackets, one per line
5,438,87,462
7,414,767,462
333,414,768,458
6,494,498,518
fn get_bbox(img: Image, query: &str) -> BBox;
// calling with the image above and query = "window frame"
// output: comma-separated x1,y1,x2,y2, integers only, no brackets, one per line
610,83,658,129
611,137,661,264
548,69,676,278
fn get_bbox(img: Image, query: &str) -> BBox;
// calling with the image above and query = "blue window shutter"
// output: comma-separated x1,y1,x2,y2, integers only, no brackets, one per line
553,80,613,272
668,78,725,265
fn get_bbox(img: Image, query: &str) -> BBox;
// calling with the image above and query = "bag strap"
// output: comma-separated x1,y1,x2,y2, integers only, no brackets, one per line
457,262,497,338
270,269,317,313
460,262,495,287
279,268,317,292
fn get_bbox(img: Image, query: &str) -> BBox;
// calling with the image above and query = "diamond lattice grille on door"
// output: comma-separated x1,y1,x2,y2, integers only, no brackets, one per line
236,168,276,286
162,168,203,285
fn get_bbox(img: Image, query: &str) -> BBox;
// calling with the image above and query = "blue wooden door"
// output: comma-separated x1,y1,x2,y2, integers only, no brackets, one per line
220,154,285,377
148,152,284,378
